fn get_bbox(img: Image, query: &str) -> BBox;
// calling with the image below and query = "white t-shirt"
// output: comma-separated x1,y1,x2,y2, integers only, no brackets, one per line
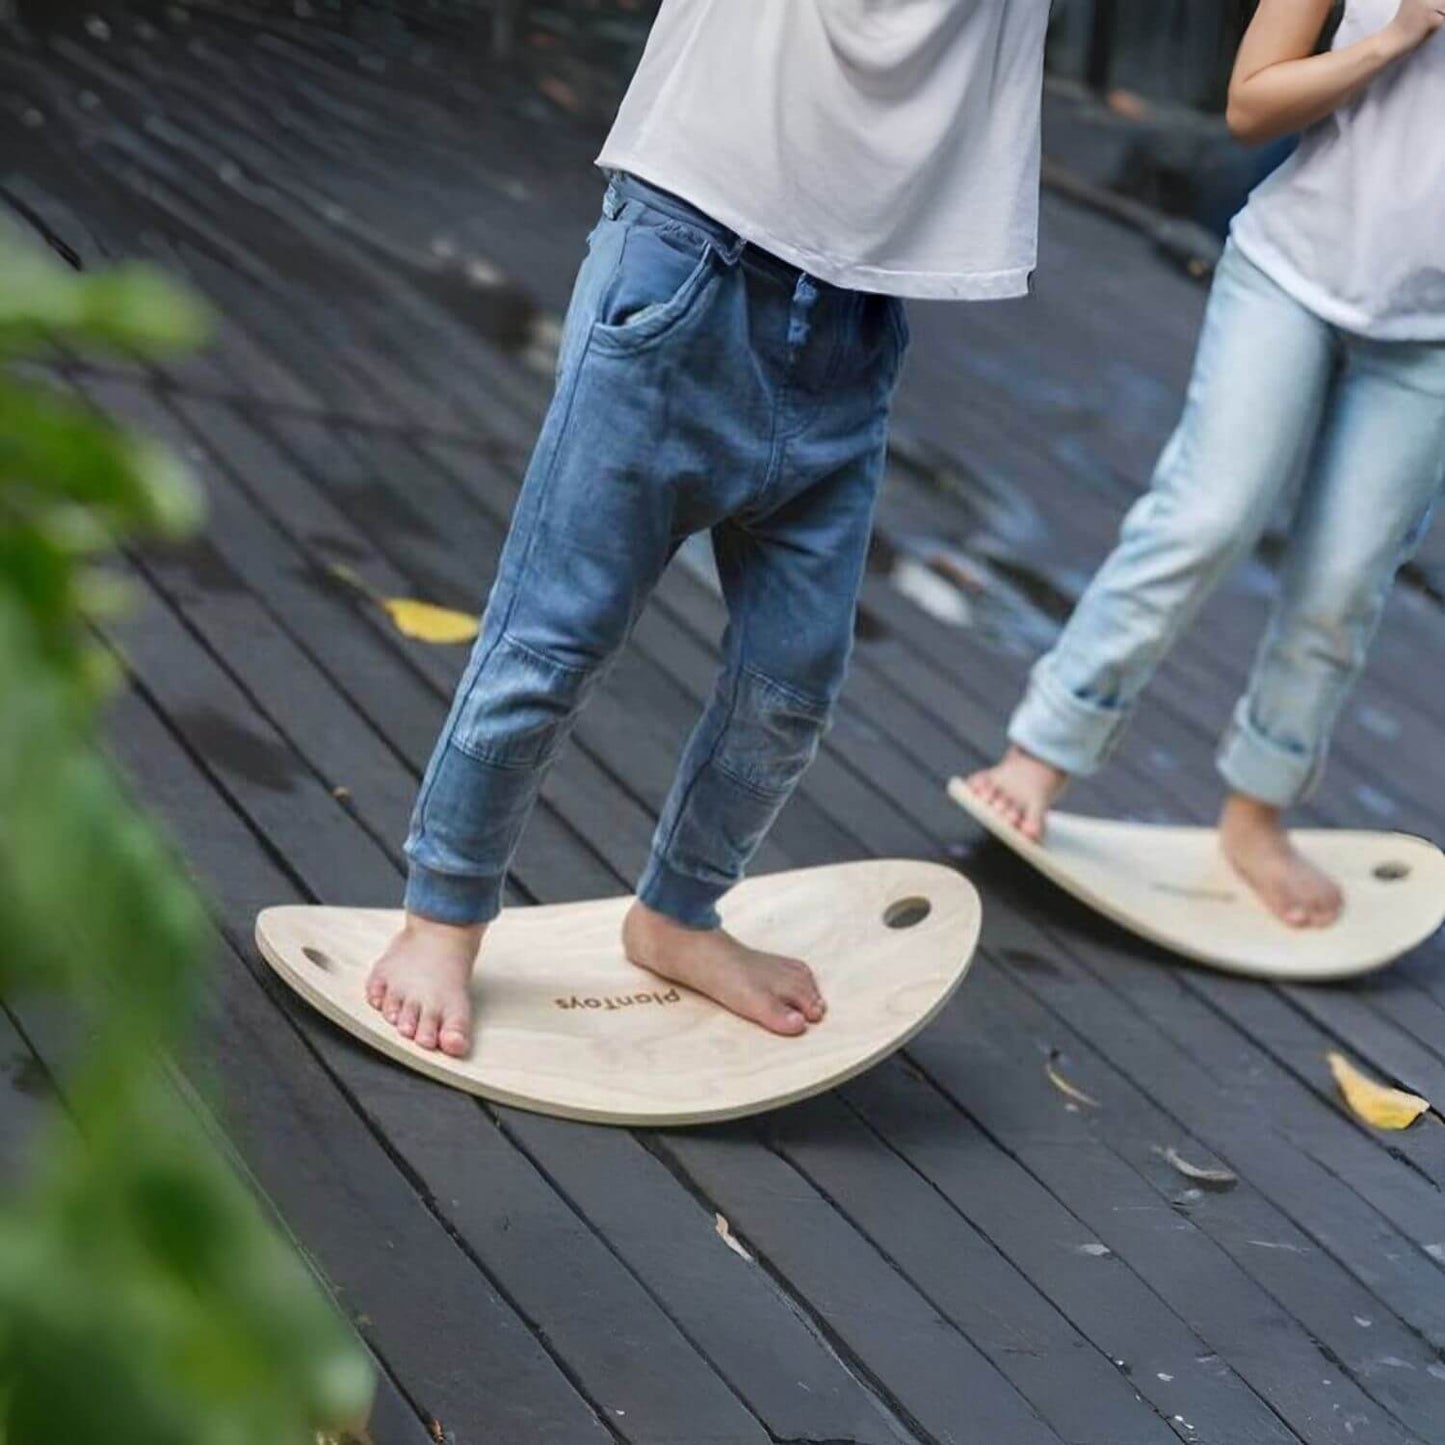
1231,0,1445,341
596,0,1051,301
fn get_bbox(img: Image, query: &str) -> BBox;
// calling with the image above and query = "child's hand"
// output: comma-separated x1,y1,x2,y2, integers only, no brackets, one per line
1386,0,1445,56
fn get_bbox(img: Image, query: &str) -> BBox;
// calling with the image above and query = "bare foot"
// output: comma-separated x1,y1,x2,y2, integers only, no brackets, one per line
1219,794,1342,929
965,745,1071,842
365,913,485,1057
622,901,826,1037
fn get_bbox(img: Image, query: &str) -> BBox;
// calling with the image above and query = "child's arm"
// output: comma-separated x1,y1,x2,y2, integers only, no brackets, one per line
1226,0,1444,143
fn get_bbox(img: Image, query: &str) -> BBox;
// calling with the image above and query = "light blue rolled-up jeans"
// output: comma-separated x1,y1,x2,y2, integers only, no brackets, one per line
1011,240,1445,808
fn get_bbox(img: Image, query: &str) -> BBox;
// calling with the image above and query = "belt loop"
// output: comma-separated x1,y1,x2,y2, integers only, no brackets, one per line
788,274,820,351
611,171,744,264
718,233,746,267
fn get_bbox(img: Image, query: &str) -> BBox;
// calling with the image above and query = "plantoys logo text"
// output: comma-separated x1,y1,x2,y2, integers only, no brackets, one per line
555,989,683,1011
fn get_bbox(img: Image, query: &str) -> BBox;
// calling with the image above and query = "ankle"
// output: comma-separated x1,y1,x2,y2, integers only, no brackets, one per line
401,911,487,951
1006,745,1068,784
625,899,712,955
1220,793,1284,837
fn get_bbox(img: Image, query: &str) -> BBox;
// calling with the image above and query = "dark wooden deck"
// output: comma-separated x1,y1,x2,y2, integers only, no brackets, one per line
4,7,1445,1444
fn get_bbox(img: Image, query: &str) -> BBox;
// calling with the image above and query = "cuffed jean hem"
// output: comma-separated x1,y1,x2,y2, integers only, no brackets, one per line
1007,666,1128,779
403,861,506,928
1215,706,1318,810
635,853,728,932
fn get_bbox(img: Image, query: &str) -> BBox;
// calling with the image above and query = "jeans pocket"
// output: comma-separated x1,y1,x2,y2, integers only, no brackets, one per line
591,216,719,355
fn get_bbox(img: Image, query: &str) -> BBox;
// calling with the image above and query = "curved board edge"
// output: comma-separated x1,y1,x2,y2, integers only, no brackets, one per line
947,777,1445,982
256,860,981,1127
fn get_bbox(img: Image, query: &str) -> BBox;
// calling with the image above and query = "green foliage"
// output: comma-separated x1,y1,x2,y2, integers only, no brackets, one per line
0,225,373,1444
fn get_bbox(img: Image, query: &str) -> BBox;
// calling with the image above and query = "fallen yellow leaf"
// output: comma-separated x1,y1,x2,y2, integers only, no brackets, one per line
324,562,478,646
380,596,479,645
1046,1052,1099,1109
1328,1052,1428,1131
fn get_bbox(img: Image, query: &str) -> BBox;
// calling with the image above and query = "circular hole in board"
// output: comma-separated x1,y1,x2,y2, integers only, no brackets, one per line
884,896,932,930
1374,861,1411,883
302,946,332,971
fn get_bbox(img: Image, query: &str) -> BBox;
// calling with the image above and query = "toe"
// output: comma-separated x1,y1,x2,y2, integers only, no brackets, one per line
365,971,387,1009
439,1019,471,1059
438,1000,472,1059
383,989,404,1025
414,1009,442,1051
397,998,421,1039
765,1000,808,1036
790,964,826,1023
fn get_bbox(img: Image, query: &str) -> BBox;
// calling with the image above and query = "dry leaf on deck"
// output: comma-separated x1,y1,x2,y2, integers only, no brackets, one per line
1046,1052,1099,1109
539,76,582,112
1328,1052,1428,1131
1157,1145,1238,1191
715,1213,752,1261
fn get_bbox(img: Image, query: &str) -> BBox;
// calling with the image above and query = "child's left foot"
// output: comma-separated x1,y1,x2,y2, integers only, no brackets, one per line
1219,794,1342,929
622,901,826,1036
366,914,484,1057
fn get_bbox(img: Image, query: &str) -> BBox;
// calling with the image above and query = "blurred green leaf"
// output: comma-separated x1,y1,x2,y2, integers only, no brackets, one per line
0,228,210,358
0,381,203,537
0,227,372,1443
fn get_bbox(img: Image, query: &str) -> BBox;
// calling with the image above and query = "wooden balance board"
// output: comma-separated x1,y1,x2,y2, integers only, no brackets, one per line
948,778,1445,981
255,859,979,1126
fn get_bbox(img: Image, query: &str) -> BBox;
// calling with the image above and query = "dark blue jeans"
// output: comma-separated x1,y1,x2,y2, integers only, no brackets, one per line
404,175,909,928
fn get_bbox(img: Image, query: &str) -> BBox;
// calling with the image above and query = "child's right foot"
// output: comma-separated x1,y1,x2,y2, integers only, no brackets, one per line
965,746,1070,842
366,914,485,1057
622,901,826,1036
1219,793,1342,929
